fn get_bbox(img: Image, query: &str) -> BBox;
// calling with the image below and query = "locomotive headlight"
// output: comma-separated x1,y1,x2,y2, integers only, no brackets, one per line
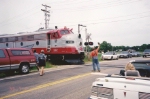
66,40,74,44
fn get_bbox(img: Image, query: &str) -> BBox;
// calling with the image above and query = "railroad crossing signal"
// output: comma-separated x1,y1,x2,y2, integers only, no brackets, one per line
86,33,91,41
85,33,93,46
84,42,93,46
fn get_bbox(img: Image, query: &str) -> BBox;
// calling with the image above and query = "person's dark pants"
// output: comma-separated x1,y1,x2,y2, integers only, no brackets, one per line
120,70,125,76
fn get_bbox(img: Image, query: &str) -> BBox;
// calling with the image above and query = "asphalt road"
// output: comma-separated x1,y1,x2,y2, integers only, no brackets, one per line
0,57,148,99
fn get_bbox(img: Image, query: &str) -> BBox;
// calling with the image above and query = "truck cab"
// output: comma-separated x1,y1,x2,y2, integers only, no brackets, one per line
0,48,36,74
143,49,150,58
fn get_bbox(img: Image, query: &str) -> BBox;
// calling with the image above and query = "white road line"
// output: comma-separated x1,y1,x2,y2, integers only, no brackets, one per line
91,72,108,76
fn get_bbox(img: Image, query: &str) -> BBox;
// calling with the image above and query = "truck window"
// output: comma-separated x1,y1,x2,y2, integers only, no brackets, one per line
21,50,30,55
11,50,30,56
0,50,5,58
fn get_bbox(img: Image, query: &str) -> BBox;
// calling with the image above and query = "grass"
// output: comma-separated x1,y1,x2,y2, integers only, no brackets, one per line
0,73,6,78
30,62,55,71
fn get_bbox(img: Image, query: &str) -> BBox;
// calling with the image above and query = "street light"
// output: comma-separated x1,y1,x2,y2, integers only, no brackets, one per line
78,24,86,34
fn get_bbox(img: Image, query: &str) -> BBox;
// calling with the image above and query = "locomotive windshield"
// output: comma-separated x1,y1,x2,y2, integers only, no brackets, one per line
60,30,69,35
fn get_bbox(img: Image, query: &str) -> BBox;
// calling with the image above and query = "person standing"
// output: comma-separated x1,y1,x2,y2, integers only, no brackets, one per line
89,42,101,72
33,49,39,71
38,50,46,76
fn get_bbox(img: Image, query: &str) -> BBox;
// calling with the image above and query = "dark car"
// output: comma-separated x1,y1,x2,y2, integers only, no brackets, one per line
130,52,136,57
143,49,150,57
130,60,150,77
118,51,132,58
130,52,141,57
135,52,142,57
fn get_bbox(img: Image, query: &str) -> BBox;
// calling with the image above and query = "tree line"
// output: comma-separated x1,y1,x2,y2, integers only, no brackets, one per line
84,41,150,52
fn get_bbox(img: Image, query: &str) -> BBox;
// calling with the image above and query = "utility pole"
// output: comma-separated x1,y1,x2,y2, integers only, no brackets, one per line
85,28,92,57
85,28,87,53
78,24,86,34
41,4,51,29
86,33,91,55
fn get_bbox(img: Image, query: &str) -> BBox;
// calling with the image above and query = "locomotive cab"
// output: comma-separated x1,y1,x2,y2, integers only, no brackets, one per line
46,27,85,64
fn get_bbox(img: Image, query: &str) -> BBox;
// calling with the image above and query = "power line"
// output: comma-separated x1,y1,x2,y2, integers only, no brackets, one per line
48,0,92,5
65,15,150,27
0,0,142,24
0,0,81,24
0,5,41,24
53,0,130,10
15,24,40,33
0,11,41,27
53,0,143,12
90,15,150,25
0,0,144,24
6,14,150,34
48,10,150,24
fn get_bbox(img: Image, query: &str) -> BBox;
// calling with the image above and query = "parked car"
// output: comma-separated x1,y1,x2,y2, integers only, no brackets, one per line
130,52,141,57
130,52,137,57
89,75,150,99
0,48,36,74
134,52,142,57
143,49,150,57
101,51,118,60
118,51,132,58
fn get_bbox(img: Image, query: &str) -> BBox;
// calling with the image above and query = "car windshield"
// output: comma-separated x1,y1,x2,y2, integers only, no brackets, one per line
104,52,113,55
144,49,150,52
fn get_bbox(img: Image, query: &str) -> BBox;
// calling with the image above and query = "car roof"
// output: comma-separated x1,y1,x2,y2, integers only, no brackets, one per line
131,60,150,63
144,49,150,51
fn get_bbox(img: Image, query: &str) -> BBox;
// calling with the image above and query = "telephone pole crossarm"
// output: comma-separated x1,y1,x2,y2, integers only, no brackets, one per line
41,9,50,13
42,4,51,8
41,4,51,29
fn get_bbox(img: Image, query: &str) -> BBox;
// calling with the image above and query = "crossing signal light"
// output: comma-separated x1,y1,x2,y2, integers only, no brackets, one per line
84,42,93,46
84,42,88,46
89,42,93,45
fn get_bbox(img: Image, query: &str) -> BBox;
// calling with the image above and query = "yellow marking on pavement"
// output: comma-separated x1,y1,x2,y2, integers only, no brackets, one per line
0,73,91,99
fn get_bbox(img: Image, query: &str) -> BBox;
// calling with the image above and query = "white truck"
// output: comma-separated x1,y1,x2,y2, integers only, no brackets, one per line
89,75,150,99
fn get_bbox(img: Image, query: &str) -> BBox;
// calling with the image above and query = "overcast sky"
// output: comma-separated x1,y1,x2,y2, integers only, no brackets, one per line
0,0,150,46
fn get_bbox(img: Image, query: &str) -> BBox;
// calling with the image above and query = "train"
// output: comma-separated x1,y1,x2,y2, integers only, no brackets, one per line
0,26,85,63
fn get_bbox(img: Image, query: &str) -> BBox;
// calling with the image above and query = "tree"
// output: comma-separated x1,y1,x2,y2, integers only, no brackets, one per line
100,41,112,52
97,41,150,52
140,44,147,51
